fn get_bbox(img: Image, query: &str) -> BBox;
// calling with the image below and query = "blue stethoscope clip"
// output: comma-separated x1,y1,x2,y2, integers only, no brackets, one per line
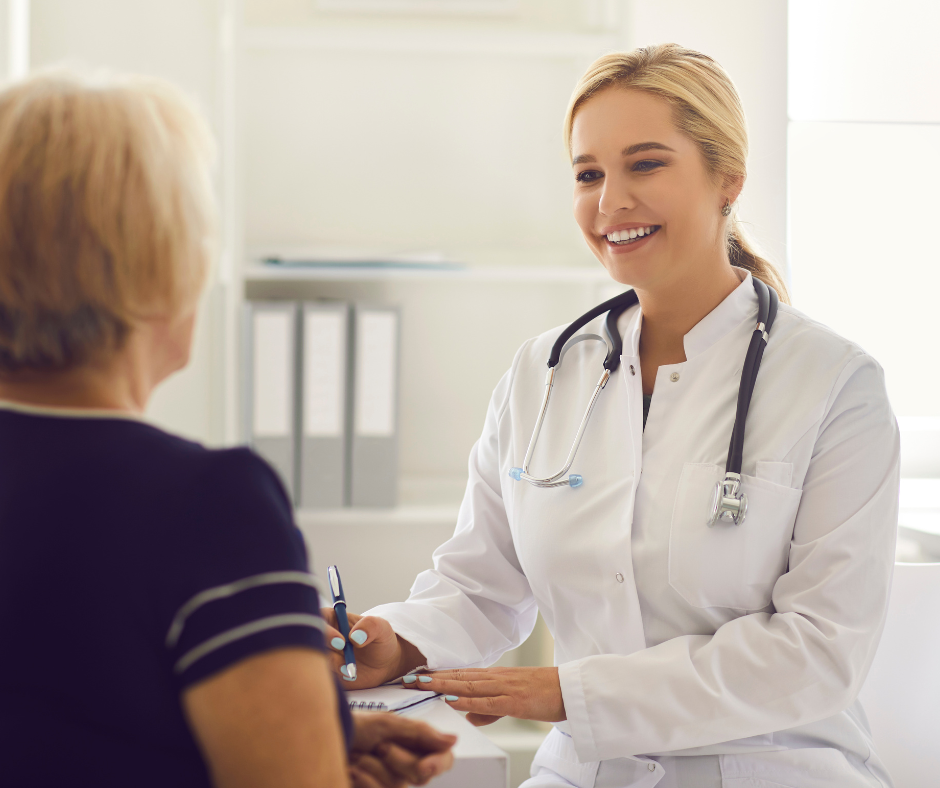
510,467,583,488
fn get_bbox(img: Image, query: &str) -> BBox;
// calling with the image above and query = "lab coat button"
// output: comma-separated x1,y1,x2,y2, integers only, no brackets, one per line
615,572,624,583
629,365,636,375
670,372,680,382
648,763,656,772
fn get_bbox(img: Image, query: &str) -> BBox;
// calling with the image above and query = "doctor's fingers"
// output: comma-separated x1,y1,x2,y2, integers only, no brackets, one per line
413,675,506,697
441,693,515,718
346,615,396,648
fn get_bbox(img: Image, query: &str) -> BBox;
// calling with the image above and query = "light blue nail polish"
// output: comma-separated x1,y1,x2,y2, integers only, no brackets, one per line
403,675,417,684
331,637,345,650
340,665,348,676
418,675,433,683
351,630,367,645
343,675,355,682
445,695,459,702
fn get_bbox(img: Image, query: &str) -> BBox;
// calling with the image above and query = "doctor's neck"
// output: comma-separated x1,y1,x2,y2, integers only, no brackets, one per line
634,259,743,394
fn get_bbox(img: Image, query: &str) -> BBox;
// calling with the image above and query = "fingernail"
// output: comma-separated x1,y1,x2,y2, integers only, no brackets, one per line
331,637,345,650
445,695,459,702
351,630,367,645
340,665,348,676
402,675,417,684
418,675,433,683
343,675,355,682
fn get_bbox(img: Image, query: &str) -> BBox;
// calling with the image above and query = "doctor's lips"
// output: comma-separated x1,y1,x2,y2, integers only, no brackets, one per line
601,223,662,248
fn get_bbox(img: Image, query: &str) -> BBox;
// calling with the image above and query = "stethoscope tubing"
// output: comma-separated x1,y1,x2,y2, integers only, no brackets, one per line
726,279,778,474
511,276,779,496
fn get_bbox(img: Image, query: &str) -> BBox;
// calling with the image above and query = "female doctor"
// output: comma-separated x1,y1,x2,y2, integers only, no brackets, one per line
324,45,900,788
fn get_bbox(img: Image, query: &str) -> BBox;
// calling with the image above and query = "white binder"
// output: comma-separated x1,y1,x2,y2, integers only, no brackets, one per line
243,301,299,501
298,302,350,510
349,305,400,508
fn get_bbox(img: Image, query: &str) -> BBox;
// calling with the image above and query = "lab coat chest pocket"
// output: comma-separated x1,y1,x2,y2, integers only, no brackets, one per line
669,463,802,610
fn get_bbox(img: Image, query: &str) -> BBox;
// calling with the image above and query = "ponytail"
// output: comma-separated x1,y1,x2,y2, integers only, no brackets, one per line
728,220,790,304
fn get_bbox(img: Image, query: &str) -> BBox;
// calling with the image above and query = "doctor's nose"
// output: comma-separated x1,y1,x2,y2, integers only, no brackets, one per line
597,174,637,217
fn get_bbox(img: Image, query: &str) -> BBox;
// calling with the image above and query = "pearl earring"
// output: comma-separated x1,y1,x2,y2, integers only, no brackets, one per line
721,200,732,217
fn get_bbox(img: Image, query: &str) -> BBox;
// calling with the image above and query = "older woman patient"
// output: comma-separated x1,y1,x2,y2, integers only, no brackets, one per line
0,74,453,788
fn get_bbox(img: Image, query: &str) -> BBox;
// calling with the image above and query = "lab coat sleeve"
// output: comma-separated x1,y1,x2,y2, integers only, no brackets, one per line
558,353,900,761
365,360,539,670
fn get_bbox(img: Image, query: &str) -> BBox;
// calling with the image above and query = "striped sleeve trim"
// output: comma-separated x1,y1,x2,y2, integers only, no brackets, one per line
166,571,323,649
173,613,328,675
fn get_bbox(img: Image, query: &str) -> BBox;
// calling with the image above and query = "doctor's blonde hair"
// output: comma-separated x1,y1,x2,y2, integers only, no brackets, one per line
0,71,217,372
564,44,789,303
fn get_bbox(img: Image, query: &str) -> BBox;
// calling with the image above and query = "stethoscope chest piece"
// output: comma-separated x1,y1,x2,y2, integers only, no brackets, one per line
708,472,748,526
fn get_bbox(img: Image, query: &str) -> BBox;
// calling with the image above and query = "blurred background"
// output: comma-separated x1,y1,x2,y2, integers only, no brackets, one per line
4,1,936,783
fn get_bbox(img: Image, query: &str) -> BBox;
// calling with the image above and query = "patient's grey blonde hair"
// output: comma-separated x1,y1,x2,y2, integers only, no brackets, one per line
0,71,217,372
564,44,789,303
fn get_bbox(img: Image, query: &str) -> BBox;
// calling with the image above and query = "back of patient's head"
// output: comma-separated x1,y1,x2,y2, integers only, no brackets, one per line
0,71,217,373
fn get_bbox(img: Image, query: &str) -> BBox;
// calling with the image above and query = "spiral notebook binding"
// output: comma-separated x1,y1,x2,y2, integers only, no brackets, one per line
349,701,389,711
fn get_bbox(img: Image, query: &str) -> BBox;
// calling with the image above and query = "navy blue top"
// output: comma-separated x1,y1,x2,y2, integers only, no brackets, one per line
0,406,352,787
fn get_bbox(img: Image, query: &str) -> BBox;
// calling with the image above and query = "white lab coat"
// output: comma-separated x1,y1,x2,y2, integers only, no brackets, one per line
368,273,899,788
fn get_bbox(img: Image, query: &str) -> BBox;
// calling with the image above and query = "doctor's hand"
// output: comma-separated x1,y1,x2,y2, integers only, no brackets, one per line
320,609,427,688
405,667,566,728
349,712,456,787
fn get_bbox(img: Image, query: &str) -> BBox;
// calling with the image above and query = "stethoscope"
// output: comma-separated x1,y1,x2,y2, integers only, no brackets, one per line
509,277,779,527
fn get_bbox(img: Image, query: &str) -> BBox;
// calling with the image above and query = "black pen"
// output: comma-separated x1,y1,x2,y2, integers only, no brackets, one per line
328,565,357,682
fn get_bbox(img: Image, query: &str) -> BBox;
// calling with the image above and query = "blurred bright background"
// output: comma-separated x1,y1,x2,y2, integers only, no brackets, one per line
4,1,936,783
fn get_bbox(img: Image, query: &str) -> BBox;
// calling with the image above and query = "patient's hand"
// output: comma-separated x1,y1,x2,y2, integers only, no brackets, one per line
349,712,456,787
321,609,426,688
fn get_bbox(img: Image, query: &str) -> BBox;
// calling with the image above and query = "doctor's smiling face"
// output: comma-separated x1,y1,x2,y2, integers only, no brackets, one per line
570,87,740,292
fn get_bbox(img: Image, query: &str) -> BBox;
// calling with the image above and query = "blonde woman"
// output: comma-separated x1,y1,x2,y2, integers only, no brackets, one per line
0,74,454,788
324,45,899,788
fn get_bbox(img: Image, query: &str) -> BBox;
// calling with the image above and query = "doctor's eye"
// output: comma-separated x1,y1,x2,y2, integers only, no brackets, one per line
632,159,665,173
575,169,603,184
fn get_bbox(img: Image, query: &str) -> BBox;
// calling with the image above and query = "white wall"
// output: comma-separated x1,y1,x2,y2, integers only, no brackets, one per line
27,0,225,445
789,0,940,124
788,0,939,438
788,0,940,475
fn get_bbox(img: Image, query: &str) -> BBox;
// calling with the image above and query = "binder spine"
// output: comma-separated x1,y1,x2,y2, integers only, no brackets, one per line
348,305,400,508
297,302,349,510
242,301,299,502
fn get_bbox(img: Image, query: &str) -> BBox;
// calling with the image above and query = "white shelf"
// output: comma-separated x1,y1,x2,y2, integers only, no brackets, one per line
296,504,460,528
245,264,611,284
243,25,617,59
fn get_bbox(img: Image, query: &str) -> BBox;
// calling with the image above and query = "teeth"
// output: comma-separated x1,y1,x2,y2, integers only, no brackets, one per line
606,226,656,244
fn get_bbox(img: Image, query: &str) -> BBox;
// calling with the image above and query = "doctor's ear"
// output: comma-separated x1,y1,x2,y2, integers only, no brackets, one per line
720,174,745,210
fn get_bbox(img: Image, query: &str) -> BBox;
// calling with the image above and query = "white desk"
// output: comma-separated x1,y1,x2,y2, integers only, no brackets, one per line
399,698,509,788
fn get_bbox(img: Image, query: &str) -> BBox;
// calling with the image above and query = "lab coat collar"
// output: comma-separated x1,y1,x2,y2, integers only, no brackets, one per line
623,270,756,360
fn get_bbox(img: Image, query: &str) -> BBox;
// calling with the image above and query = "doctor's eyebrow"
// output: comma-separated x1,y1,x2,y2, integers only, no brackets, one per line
571,141,676,166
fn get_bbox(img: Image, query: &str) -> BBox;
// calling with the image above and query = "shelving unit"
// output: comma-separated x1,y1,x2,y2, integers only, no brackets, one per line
244,263,612,284
216,1,617,694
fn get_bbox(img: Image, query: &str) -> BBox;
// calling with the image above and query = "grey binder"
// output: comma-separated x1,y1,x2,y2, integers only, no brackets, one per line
348,305,400,508
242,301,299,501
297,302,350,509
